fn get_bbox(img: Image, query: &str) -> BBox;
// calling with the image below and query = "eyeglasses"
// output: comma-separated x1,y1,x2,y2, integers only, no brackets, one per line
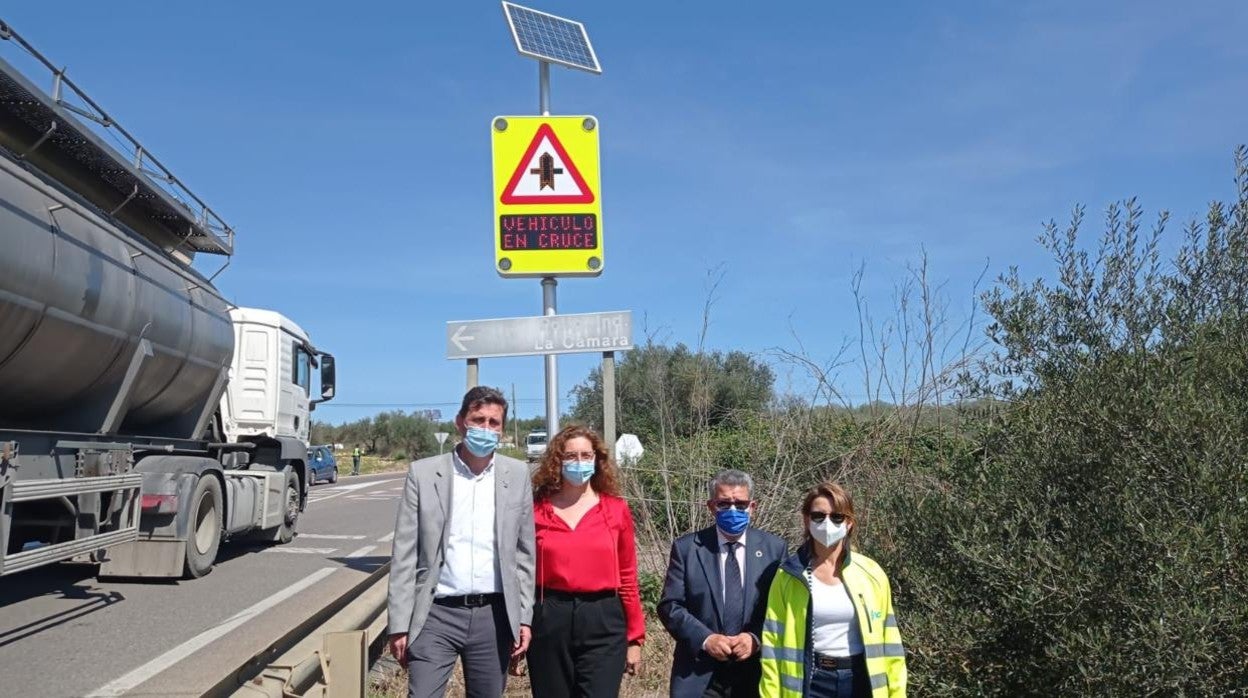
561,451,596,461
808,512,847,524
713,500,752,512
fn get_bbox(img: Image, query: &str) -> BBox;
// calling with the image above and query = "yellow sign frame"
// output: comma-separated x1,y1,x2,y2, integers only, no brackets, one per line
490,115,603,277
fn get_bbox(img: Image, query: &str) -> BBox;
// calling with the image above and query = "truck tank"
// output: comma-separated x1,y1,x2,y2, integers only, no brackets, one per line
0,153,234,436
0,28,237,439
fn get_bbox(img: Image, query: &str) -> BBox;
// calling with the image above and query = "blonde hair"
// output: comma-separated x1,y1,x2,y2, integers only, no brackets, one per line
800,481,856,545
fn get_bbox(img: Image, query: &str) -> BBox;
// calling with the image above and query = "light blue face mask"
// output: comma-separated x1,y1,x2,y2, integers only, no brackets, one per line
561,460,595,486
463,426,499,457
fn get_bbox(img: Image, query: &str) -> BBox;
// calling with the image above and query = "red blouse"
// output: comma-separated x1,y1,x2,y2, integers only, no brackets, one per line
533,493,646,644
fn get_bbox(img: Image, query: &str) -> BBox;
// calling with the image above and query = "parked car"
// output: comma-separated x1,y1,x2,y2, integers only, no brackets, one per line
525,430,548,462
308,445,338,484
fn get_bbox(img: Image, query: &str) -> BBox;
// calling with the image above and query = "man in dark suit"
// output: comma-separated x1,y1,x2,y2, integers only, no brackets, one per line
659,469,788,698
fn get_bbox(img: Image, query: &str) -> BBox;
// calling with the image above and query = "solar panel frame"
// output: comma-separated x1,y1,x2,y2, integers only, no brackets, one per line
502,2,602,75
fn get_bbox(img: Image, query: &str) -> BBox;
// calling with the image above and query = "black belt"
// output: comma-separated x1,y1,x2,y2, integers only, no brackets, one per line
537,587,617,601
434,593,502,608
814,653,862,670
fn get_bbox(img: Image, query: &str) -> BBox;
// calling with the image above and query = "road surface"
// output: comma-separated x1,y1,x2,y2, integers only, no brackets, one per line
0,471,406,698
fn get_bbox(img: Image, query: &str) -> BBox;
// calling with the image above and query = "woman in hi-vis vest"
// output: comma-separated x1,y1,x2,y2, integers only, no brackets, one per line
760,482,906,698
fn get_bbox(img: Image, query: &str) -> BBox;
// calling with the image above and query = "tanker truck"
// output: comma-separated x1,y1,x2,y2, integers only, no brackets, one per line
0,21,335,579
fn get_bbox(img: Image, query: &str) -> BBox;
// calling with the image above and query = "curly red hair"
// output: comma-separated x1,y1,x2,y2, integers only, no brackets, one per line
532,424,621,500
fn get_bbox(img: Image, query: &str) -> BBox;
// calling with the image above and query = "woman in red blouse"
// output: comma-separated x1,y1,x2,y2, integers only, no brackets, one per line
525,424,644,697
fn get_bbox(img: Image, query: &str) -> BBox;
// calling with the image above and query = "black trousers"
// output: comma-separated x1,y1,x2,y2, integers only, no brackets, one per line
703,659,762,698
527,590,627,698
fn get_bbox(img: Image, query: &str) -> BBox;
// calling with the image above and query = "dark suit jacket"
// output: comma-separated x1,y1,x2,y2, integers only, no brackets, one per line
658,525,787,698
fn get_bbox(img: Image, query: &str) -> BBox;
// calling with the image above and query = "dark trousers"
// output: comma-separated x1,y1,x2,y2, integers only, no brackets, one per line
406,598,511,698
703,660,762,698
808,654,871,698
528,590,627,698
352,456,361,474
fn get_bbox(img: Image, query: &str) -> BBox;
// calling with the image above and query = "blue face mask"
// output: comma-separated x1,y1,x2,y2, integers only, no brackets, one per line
463,426,499,457
715,508,750,536
561,460,595,486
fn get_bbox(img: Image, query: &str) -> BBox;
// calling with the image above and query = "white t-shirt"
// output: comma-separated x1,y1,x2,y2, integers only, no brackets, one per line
810,575,865,656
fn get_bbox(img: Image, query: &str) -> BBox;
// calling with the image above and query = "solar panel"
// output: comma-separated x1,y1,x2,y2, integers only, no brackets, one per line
502,2,602,74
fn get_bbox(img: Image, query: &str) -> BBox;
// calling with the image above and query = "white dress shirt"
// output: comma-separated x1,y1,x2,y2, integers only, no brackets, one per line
434,449,501,597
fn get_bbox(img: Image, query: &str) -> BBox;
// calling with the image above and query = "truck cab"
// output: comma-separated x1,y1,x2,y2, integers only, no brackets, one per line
220,307,335,445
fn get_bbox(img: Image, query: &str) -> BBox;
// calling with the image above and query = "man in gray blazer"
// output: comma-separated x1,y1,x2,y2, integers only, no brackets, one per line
387,386,536,698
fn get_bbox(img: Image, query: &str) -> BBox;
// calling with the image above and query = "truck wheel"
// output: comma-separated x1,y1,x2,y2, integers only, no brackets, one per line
276,467,300,544
184,475,223,579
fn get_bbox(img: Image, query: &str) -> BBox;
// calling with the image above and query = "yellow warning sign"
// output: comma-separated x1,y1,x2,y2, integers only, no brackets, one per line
491,115,603,277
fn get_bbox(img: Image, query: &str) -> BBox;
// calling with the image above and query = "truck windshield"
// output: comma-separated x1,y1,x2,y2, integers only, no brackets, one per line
527,434,546,445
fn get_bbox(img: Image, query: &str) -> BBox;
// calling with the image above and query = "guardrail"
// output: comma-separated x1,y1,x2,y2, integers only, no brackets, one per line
211,563,391,697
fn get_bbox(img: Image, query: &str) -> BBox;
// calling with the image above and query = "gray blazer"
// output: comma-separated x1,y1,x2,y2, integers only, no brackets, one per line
386,450,536,642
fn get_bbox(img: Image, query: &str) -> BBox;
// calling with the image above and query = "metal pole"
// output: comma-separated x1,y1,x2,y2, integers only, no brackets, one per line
602,351,616,460
542,278,559,435
466,358,479,390
539,61,551,116
539,60,556,435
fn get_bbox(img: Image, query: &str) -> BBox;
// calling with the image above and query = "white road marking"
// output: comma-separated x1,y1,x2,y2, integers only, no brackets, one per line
320,481,390,492
306,479,394,504
298,534,367,540
264,546,337,554
377,531,395,543
346,545,377,558
86,567,337,697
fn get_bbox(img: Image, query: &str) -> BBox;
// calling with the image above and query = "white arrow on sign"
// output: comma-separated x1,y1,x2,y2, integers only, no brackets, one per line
450,325,475,352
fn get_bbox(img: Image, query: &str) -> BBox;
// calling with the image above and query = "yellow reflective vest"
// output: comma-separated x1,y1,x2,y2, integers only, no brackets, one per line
760,546,907,697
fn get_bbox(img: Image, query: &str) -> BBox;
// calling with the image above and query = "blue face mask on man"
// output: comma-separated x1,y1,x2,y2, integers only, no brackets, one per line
562,460,595,486
463,426,499,457
715,507,750,536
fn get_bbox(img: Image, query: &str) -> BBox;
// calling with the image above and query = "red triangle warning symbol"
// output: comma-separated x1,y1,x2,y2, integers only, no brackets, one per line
500,123,595,205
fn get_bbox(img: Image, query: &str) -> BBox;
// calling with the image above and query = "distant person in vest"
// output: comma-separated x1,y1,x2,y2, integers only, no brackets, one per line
657,469,787,698
760,482,906,698
523,424,644,697
352,445,362,475
386,386,535,698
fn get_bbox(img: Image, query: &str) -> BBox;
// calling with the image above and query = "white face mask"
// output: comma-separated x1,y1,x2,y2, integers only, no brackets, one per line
809,519,848,547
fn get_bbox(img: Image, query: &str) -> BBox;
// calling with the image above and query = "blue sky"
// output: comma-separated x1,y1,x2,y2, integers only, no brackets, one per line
4,2,1245,423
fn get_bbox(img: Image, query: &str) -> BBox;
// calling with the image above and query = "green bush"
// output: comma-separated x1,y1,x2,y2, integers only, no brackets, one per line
863,148,1248,696
638,568,664,618
619,148,1248,696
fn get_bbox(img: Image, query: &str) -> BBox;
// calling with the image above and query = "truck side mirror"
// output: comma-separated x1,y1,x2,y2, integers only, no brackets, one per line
313,353,336,405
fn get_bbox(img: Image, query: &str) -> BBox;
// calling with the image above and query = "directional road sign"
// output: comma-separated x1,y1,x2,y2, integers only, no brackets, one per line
491,115,603,278
446,311,631,360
